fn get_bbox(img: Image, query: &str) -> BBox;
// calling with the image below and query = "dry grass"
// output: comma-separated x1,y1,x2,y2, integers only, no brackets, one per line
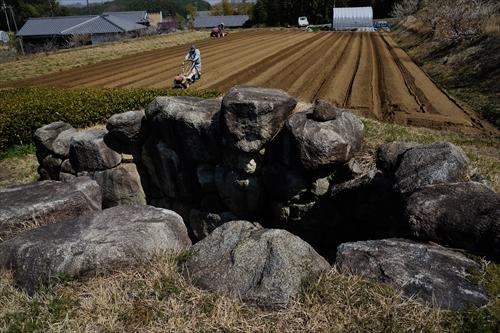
0,154,38,188
0,31,211,84
0,252,457,333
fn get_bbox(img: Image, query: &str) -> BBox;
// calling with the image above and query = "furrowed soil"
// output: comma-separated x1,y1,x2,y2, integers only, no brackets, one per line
5,30,495,133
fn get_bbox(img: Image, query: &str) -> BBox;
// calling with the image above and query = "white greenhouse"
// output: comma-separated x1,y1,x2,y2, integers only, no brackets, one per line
332,7,373,30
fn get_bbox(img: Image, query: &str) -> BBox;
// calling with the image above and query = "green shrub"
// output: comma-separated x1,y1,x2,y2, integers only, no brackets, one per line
0,88,221,152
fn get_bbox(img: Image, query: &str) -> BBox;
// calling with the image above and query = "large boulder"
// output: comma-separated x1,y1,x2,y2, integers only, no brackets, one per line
0,177,101,240
0,206,191,294
220,86,297,153
214,165,263,217
69,129,122,172
106,110,145,144
336,239,489,310
146,96,221,162
34,121,73,159
376,141,419,173
285,106,364,170
183,221,330,309
154,141,181,199
105,110,146,153
393,142,469,194
79,163,146,208
405,182,500,260
51,128,79,158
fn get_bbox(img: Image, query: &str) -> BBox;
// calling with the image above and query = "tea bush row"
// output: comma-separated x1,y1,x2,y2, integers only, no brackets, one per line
0,87,221,151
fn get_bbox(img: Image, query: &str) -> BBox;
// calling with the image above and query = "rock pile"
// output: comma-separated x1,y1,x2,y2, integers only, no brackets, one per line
35,120,145,208
1,85,497,310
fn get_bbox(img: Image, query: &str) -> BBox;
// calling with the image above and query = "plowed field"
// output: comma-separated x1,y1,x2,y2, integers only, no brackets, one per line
7,30,491,132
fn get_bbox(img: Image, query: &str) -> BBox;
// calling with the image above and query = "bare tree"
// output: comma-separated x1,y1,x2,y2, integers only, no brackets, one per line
431,0,499,41
391,0,421,19
395,0,500,42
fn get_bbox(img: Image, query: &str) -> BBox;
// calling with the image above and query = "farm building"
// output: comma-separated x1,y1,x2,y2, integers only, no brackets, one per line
194,15,249,29
17,14,148,46
103,11,150,26
332,7,373,31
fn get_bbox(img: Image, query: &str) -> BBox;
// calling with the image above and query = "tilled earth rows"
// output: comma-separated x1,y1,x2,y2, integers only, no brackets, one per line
8,30,491,132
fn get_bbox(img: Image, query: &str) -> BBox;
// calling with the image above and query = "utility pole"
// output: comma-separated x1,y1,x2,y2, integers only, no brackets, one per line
8,4,24,55
1,0,11,32
87,0,91,16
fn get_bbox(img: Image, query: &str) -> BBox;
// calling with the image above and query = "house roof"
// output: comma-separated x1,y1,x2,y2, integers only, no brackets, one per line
194,15,249,28
18,15,146,37
103,11,149,24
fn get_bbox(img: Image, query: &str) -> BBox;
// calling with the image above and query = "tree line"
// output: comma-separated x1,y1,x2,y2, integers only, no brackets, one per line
252,0,399,26
0,0,67,32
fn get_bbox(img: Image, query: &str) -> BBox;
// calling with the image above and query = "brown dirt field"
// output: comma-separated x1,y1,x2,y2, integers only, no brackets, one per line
6,30,495,133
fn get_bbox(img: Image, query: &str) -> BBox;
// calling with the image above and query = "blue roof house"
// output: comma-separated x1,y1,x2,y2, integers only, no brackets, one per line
17,12,148,46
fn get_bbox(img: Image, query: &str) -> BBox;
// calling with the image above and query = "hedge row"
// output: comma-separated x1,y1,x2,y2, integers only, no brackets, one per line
0,87,222,151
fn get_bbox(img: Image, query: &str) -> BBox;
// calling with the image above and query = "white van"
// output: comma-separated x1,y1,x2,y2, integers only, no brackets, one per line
298,17,309,27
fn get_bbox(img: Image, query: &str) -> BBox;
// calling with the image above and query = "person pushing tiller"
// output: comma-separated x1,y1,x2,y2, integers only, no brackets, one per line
210,22,227,38
173,45,202,89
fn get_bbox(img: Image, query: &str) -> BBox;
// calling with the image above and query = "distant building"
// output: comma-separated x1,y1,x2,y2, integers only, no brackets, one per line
103,11,150,26
194,15,249,29
332,7,373,31
17,14,148,46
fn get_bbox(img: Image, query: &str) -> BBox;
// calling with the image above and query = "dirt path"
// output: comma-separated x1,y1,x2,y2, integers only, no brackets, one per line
7,30,493,133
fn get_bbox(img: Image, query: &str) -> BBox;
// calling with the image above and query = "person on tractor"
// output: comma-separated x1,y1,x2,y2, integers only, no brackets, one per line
184,45,201,83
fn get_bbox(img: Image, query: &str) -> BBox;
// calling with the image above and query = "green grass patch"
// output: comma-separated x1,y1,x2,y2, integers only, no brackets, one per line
0,144,36,160
0,87,222,152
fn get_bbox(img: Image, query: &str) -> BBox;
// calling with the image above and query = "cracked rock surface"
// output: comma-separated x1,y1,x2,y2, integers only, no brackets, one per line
0,205,191,295
182,220,330,309
336,238,489,310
